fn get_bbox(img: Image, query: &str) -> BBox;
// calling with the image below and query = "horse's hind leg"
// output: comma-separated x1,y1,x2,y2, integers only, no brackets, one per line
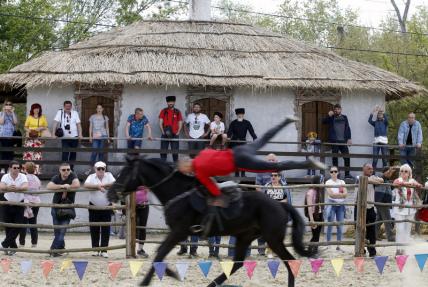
267,239,296,287
140,231,186,286
207,235,254,287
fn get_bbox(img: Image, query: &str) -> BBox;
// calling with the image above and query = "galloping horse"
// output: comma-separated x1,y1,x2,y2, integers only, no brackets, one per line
108,156,315,286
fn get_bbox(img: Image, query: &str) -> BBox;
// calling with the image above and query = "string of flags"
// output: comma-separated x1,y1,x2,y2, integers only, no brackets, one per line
0,254,426,281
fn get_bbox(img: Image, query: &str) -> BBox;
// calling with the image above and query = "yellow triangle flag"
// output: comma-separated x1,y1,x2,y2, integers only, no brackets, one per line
331,258,344,277
220,261,234,279
129,261,143,278
60,260,72,272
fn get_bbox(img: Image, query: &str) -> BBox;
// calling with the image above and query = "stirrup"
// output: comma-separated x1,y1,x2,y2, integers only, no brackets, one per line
189,225,204,233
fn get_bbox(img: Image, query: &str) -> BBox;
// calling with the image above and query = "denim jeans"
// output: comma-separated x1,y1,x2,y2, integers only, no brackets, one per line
208,236,221,255
179,235,198,253
90,138,107,164
50,209,71,250
326,205,345,242
399,146,416,168
372,143,388,169
228,236,251,257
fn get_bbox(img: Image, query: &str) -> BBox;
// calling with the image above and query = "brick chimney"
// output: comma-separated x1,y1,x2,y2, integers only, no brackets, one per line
189,0,211,21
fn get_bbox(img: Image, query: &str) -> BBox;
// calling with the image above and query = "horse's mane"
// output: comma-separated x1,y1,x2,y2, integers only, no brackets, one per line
141,157,196,183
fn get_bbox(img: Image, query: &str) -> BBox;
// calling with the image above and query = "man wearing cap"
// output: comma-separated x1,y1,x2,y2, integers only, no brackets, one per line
323,104,353,178
227,108,257,177
159,96,183,162
84,161,116,258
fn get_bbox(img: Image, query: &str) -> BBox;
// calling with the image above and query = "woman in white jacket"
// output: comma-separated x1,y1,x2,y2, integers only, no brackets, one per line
392,164,422,255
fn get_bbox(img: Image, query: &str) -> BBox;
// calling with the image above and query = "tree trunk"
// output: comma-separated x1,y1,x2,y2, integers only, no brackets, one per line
390,0,411,33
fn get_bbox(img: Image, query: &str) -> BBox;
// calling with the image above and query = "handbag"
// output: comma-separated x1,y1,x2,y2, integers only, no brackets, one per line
29,117,40,138
56,197,76,220
55,109,64,138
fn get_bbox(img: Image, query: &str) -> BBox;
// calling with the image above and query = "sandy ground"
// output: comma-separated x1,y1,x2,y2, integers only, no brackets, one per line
0,232,427,287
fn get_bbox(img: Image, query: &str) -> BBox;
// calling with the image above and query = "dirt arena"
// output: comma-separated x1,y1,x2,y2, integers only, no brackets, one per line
1,232,427,287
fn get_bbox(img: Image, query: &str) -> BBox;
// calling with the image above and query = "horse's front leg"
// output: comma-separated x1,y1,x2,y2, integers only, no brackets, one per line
140,231,187,286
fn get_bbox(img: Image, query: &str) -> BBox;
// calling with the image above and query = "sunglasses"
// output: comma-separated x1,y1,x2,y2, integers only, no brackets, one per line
97,167,106,171
330,170,338,173
400,170,409,173
61,168,71,172
271,174,279,177
11,166,20,170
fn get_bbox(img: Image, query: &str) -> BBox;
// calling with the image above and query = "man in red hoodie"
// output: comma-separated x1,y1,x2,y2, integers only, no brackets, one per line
178,117,325,197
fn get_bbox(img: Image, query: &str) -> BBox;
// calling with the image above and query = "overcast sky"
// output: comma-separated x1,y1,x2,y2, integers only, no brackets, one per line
221,0,428,27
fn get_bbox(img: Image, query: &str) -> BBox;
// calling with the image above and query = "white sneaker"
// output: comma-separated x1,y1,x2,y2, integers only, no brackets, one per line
92,251,100,257
100,252,109,258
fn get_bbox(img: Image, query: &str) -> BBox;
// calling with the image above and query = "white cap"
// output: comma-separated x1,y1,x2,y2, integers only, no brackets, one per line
94,161,107,168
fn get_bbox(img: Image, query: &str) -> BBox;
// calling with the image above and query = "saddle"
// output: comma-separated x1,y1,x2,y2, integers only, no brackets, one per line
189,181,244,238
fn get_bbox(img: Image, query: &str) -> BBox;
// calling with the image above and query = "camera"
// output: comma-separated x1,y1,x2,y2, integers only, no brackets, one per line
64,124,70,130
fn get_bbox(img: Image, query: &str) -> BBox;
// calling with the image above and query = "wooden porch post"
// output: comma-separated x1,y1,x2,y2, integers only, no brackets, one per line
125,193,137,258
354,176,368,257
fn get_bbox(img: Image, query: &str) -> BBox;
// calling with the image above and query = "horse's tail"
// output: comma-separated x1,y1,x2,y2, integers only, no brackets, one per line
281,202,316,257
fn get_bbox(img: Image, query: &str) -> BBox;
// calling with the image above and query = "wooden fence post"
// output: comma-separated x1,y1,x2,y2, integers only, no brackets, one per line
354,176,368,257
125,193,137,258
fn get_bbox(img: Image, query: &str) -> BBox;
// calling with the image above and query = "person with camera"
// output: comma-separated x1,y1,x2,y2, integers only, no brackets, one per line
159,96,183,162
52,101,82,170
0,100,19,174
46,163,80,257
125,107,152,154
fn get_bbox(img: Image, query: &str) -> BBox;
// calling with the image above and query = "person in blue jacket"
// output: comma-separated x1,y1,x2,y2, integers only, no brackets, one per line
368,105,389,169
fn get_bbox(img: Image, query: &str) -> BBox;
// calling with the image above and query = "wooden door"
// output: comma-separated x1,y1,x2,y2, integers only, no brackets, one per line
301,101,333,144
194,98,227,124
81,96,115,138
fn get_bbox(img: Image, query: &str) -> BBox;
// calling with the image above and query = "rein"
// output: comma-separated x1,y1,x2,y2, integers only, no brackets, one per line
146,168,178,190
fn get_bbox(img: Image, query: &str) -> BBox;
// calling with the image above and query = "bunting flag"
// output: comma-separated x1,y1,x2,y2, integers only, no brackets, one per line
1,258,11,273
20,260,32,275
129,261,143,278
288,260,302,278
108,262,122,280
415,254,428,272
176,262,189,281
374,256,388,274
354,257,365,273
60,260,72,272
220,261,234,279
267,260,280,278
73,261,88,281
41,260,54,279
331,259,344,277
153,262,167,280
395,255,408,273
309,258,324,274
198,261,212,278
243,261,257,279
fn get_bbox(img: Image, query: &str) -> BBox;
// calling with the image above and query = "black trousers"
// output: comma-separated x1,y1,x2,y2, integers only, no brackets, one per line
136,205,149,248
0,138,15,170
310,213,324,244
331,141,350,176
160,135,179,162
188,140,205,159
233,118,314,171
19,207,40,245
88,205,111,249
366,207,377,256
1,204,24,248
62,138,79,169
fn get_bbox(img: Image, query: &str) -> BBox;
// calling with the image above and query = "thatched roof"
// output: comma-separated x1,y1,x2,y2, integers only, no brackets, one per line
0,20,425,96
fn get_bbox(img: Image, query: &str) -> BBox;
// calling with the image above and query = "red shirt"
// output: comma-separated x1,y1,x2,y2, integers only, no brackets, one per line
159,108,183,135
192,149,236,196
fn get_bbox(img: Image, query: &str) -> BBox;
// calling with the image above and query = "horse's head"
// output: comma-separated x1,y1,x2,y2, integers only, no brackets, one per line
108,155,145,203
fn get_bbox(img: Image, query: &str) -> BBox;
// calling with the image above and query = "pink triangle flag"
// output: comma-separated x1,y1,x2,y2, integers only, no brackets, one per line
395,255,408,273
243,261,257,279
108,262,122,280
354,257,365,273
288,260,302,278
1,258,11,273
310,258,324,274
41,260,54,279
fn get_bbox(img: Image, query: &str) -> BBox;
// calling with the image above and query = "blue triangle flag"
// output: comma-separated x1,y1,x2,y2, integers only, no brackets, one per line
153,262,167,280
20,260,32,275
198,260,212,278
267,260,280,278
415,254,428,272
374,256,388,274
73,260,88,281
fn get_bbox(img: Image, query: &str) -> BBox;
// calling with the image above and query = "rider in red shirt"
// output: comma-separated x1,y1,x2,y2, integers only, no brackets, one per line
179,117,325,197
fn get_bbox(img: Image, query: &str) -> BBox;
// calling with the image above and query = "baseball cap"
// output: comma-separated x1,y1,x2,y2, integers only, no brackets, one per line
94,161,107,168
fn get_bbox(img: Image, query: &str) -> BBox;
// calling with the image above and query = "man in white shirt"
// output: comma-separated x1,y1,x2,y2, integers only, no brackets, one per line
184,103,210,158
0,161,28,254
52,101,83,169
84,161,116,258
